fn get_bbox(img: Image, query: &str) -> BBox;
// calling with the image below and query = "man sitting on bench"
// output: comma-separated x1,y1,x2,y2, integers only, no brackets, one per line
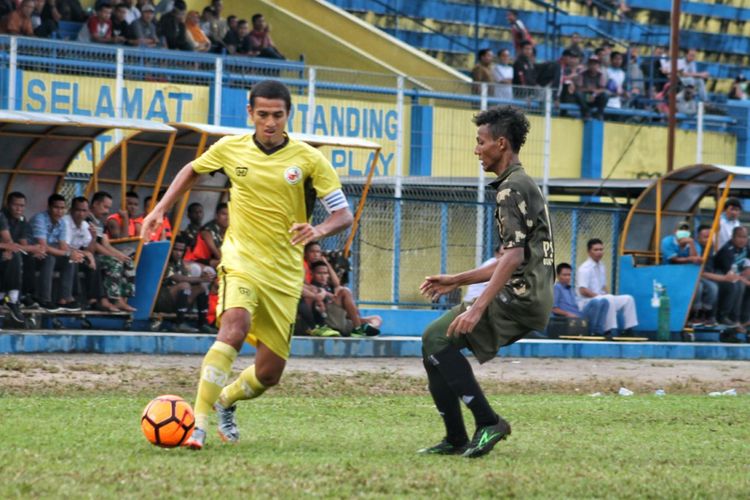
551,262,609,337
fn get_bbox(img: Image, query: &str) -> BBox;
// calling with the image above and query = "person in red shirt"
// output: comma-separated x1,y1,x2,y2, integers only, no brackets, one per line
248,13,284,59
106,191,141,239
0,0,34,36
507,10,533,56
82,1,113,44
137,194,172,242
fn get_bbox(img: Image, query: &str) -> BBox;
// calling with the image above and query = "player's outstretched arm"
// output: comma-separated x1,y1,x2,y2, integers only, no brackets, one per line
140,163,200,241
447,247,524,337
289,208,353,246
419,258,501,301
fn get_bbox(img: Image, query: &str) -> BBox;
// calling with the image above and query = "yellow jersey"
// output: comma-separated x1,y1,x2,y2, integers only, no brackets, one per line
191,134,342,296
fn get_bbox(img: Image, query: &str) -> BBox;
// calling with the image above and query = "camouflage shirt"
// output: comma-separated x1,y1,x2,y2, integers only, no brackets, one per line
201,220,225,249
180,223,202,250
489,162,555,330
163,259,188,287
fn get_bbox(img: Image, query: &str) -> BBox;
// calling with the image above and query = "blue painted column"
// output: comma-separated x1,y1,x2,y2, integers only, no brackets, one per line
581,119,604,203
726,101,750,211
392,201,401,304
218,86,249,127
484,204,494,261
409,105,433,176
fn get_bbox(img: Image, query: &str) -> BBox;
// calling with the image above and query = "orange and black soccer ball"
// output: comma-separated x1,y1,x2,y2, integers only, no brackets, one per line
141,395,195,447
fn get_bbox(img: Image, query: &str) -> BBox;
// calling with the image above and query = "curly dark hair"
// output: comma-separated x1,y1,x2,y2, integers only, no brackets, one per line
473,106,530,153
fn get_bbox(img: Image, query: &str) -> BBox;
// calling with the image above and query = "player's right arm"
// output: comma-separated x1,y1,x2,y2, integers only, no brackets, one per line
140,163,201,241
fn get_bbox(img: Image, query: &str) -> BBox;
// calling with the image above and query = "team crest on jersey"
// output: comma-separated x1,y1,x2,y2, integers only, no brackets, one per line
284,166,303,185
236,166,248,177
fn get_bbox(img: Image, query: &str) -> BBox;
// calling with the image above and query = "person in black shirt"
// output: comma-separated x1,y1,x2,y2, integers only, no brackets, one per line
708,226,750,339
56,0,87,22
157,0,191,51
110,2,129,43
223,18,251,55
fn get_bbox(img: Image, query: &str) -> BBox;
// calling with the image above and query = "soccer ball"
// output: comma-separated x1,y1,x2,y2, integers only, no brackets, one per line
141,395,195,447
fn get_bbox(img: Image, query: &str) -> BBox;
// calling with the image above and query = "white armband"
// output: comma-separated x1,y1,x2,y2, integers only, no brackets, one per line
320,189,349,214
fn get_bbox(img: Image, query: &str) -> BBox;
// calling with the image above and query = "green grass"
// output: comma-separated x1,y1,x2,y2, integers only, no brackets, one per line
2,393,749,498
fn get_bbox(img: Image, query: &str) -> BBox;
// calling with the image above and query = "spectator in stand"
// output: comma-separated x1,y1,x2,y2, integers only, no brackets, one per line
556,49,589,119
106,191,140,238
575,55,609,120
155,235,215,333
0,201,28,326
3,192,46,310
79,1,113,43
470,48,494,93
198,202,227,269
56,0,86,22
661,221,702,265
577,238,638,336
506,9,533,55
676,84,698,115
0,0,15,20
709,226,750,341
606,51,626,109
120,0,138,23
126,2,159,47
185,10,210,52
208,0,228,37
199,6,220,52
29,194,82,312
552,263,610,336
642,46,668,96
597,44,612,69
718,197,742,249
512,40,537,88
138,194,172,241
223,18,251,55
153,0,172,15
565,32,583,58
33,0,61,38
693,225,720,328
679,48,709,101
728,75,748,101
0,0,35,36
626,47,646,108
110,2,129,44
226,14,236,32
158,0,191,51
492,48,513,100
248,13,284,59
88,191,137,312
63,197,110,312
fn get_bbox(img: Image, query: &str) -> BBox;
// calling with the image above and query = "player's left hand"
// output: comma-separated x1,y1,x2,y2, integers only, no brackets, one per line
446,306,483,337
289,223,322,246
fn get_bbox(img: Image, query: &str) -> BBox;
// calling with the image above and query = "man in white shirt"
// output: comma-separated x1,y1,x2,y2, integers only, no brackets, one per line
462,247,501,303
64,196,103,310
718,198,742,250
576,238,638,336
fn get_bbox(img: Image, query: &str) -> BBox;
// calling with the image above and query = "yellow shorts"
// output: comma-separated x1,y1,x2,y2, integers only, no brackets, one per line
216,267,298,360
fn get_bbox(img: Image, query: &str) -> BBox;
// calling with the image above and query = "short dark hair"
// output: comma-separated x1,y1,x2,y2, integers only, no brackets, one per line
216,202,228,212
732,226,747,238
304,241,321,253
71,196,89,209
96,1,112,11
173,0,187,11
520,40,533,49
188,202,203,213
237,19,248,27
697,224,711,233
251,13,263,23
126,191,139,199
587,238,603,250
202,6,215,15
7,191,25,204
556,262,572,275
91,191,112,205
310,260,328,271
473,106,530,153
249,80,292,113
227,14,237,23
725,197,742,210
173,235,188,247
477,48,492,59
115,3,128,10
48,193,66,206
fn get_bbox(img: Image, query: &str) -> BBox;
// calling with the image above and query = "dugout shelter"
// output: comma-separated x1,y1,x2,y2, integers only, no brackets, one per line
619,164,750,334
93,122,382,321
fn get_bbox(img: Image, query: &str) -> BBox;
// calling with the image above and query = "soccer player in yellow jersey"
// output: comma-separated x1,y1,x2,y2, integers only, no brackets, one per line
140,80,353,450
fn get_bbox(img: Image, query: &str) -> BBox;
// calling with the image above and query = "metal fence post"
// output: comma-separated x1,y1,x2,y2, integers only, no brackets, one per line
570,209,579,286
8,36,17,111
213,57,223,125
542,86,552,198
440,202,448,275
696,101,704,164
392,76,405,305
611,210,622,293
476,83,488,267
306,67,316,134
349,195,360,300
115,48,124,119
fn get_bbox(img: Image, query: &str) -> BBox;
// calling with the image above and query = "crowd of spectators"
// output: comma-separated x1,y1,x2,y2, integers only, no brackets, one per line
470,10,725,121
0,0,284,58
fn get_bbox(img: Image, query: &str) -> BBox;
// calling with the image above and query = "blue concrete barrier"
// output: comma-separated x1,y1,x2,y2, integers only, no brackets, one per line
359,308,443,336
2,331,748,360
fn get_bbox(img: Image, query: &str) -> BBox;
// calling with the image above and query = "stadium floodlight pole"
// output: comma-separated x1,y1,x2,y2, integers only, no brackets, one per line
213,57,223,125
476,83,488,267
8,36,17,111
666,0,682,173
696,101,704,164
306,67,316,134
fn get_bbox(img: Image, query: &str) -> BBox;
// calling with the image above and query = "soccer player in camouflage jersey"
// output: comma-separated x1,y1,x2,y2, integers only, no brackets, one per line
418,106,555,458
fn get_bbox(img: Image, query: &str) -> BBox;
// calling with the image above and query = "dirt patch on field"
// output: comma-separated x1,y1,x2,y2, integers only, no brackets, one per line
0,354,747,397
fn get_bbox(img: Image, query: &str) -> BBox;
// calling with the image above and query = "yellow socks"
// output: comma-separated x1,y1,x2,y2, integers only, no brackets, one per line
218,365,267,408
194,341,238,430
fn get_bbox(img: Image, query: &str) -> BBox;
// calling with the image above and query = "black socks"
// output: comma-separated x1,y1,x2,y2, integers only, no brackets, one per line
423,357,468,446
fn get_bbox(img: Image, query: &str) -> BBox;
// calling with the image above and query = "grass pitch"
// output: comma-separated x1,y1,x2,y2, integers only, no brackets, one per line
2,369,749,498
